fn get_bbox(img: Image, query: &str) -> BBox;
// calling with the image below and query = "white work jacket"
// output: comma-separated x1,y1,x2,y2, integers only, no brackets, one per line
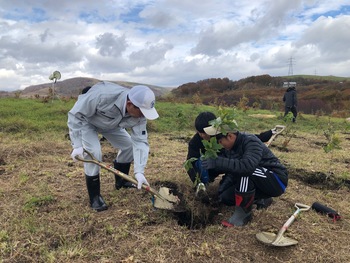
67,81,149,174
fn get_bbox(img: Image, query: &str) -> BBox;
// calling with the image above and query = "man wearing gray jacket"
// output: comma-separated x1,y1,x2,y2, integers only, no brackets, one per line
68,81,159,211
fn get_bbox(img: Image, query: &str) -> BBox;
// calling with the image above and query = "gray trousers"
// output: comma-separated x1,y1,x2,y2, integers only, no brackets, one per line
82,124,133,176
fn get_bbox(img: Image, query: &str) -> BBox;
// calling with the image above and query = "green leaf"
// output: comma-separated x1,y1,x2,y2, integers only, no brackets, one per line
183,157,197,171
202,137,222,159
208,109,238,135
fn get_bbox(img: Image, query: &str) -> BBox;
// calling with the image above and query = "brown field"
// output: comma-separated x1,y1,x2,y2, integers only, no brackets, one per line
0,129,350,263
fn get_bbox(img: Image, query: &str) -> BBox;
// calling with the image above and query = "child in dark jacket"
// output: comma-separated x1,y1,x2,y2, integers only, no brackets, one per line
186,112,282,209
202,120,288,227
187,112,275,184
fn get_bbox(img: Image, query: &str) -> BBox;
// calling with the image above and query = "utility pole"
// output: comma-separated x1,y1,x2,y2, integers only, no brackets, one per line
288,57,295,76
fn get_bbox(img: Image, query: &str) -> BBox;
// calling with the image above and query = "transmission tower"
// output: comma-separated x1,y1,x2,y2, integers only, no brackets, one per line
287,57,295,76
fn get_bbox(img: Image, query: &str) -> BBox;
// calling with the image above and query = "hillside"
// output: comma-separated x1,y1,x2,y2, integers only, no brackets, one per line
2,74,350,117
2,77,173,98
170,75,350,116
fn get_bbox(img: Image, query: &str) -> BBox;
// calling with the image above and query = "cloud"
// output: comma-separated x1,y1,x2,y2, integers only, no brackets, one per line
129,42,173,67
95,33,128,57
295,15,350,61
0,0,349,91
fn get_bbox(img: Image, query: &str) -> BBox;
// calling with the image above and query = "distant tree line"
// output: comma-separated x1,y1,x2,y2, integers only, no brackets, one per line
168,75,350,117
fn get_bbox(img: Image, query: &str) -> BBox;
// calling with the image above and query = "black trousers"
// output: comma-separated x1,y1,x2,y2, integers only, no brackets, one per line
284,106,297,120
218,167,287,206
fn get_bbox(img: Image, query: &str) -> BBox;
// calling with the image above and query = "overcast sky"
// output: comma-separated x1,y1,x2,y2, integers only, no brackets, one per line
0,1,349,92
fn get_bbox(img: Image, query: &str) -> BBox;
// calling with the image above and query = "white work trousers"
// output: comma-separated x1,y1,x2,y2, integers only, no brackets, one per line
82,125,133,176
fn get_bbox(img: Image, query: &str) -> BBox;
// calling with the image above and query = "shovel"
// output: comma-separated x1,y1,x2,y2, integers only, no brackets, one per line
265,125,286,147
256,203,311,247
75,149,181,211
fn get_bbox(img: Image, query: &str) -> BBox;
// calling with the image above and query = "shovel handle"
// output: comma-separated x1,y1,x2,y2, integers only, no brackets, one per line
74,149,167,202
265,125,286,147
295,203,311,211
273,203,310,243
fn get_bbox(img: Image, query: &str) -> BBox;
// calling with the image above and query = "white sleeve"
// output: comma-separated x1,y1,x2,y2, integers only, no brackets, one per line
130,119,149,174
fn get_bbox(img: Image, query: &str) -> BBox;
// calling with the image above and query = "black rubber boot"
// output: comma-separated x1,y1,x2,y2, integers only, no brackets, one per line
85,174,108,212
113,161,135,189
226,189,255,226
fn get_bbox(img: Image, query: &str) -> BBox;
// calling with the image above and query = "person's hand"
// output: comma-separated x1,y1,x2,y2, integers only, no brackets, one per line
201,158,216,170
135,173,149,190
71,147,84,161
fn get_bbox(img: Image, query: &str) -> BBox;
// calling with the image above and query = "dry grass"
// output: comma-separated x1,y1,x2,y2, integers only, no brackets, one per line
0,129,349,263
248,114,277,119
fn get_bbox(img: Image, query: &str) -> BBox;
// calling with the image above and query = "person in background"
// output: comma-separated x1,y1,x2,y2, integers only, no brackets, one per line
283,85,298,122
67,81,159,211
201,119,288,227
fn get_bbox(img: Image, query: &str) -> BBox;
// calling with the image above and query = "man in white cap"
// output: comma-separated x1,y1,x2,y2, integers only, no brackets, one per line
67,81,159,211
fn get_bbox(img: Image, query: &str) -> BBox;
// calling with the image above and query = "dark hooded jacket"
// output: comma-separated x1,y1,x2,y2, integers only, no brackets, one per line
283,87,297,107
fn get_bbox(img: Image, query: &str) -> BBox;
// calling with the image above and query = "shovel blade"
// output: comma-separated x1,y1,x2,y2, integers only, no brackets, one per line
256,232,298,247
256,232,277,244
153,186,183,211
153,196,175,210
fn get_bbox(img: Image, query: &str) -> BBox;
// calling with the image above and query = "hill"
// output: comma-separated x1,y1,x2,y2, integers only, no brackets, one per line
2,77,173,98
170,75,350,116
2,74,350,117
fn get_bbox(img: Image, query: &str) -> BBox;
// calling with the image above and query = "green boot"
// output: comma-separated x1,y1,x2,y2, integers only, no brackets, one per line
222,189,255,227
85,175,108,212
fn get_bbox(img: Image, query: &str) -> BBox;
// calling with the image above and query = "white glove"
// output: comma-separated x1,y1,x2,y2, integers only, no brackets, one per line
71,147,84,161
135,173,149,190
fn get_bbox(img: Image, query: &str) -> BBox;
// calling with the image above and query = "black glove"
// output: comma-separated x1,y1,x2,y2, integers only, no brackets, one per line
201,158,216,170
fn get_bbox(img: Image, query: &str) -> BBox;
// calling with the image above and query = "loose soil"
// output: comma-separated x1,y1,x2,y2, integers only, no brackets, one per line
0,130,349,263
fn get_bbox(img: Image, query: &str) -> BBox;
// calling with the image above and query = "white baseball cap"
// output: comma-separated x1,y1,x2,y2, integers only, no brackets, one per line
129,85,159,120
203,119,238,136
203,125,222,136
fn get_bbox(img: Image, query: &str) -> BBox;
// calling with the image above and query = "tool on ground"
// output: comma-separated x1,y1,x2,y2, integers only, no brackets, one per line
195,182,210,203
256,203,311,247
312,202,341,222
75,149,181,211
265,125,286,147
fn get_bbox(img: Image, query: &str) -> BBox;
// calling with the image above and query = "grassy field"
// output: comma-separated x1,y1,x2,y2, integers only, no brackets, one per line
1,98,350,263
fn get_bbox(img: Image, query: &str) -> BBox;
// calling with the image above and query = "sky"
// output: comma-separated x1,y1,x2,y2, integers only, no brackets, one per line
0,0,350,92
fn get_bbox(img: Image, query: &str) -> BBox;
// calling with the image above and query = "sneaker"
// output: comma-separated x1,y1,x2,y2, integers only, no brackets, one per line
254,198,273,210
